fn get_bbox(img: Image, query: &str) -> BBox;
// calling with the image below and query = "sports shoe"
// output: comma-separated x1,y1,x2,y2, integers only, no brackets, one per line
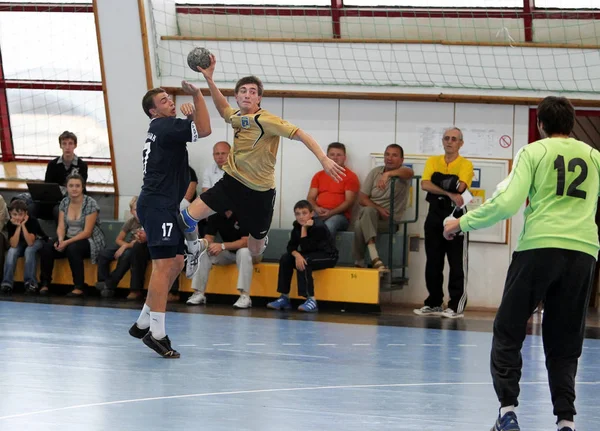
441,308,464,319
184,238,208,279
142,332,180,358
558,428,575,431
24,281,38,295
298,298,318,312
186,291,207,305
129,322,150,339
491,411,520,431
413,305,443,316
233,294,252,309
267,295,292,310
126,291,143,300
0,283,12,294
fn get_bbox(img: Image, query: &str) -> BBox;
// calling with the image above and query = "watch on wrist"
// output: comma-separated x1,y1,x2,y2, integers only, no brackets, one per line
221,243,225,251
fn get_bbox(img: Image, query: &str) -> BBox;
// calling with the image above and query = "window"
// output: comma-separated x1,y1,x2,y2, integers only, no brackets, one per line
7,89,109,159
535,0,599,8
0,4,109,162
343,0,522,6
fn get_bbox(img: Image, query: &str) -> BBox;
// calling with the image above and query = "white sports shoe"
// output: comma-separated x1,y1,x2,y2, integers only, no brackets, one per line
184,238,208,279
233,294,252,309
440,308,464,319
413,305,443,316
186,291,207,305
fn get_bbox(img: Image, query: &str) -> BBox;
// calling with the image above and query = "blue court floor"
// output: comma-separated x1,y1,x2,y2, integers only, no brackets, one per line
1,301,600,431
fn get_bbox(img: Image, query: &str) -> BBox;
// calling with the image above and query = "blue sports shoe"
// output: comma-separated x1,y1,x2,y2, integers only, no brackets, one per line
491,411,520,431
267,295,291,310
298,298,318,312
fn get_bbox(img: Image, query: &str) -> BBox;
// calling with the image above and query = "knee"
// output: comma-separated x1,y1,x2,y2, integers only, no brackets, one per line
24,246,38,258
236,247,252,263
279,253,294,265
6,247,19,259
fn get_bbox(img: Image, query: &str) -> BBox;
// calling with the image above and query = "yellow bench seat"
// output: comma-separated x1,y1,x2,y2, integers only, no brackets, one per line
13,258,380,304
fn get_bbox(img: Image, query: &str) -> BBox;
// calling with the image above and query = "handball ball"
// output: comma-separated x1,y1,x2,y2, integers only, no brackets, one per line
187,47,212,71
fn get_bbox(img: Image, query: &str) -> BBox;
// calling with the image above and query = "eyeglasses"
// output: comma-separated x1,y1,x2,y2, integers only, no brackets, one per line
443,136,461,142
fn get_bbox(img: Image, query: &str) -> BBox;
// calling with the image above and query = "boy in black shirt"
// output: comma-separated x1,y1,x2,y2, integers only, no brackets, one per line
1,200,47,294
267,200,338,312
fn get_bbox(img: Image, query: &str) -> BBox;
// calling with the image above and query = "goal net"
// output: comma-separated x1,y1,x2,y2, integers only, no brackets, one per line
150,0,600,96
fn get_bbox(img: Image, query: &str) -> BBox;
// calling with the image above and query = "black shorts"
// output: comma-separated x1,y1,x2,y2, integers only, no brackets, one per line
136,203,185,260
200,173,275,240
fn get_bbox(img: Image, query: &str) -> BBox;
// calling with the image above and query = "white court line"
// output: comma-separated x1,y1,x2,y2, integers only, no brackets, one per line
246,343,265,346
421,344,443,347
458,344,477,347
282,343,301,346
352,344,370,346
317,344,337,346
212,343,231,346
216,348,329,360
387,344,406,346
179,345,197,347
3,380,598,421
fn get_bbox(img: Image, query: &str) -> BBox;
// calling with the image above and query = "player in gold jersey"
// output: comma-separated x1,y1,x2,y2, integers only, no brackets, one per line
179,55,345,269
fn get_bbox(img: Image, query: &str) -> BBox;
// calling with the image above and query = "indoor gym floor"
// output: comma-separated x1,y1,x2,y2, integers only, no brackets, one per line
1,296,600,431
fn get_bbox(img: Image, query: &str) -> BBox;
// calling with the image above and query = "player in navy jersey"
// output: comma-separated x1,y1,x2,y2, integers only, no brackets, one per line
129,81,211,359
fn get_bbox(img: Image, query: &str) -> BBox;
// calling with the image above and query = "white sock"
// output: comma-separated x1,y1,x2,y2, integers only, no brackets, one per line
557,420,575,430
367,243,379,260
136,304,151,329
500,405,515,417
150,311,166,340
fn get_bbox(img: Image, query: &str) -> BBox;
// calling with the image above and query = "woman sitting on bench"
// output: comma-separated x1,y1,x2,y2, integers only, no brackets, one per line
39,174,105,297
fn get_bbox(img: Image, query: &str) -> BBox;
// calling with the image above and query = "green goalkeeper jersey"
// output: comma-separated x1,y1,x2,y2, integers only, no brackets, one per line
460,137,600,258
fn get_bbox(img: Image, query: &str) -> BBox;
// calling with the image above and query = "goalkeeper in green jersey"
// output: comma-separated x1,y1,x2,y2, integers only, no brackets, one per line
445,96,600,431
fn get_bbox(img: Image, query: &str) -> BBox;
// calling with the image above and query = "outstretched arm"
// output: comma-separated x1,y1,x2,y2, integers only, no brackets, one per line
292,129,345,183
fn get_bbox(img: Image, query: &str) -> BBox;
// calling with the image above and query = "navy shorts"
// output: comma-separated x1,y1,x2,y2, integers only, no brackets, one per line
200,173,275,240
136,203,185,260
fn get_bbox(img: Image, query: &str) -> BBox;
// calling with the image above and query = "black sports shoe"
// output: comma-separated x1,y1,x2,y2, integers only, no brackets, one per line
129,323,150,339
142,332,180,358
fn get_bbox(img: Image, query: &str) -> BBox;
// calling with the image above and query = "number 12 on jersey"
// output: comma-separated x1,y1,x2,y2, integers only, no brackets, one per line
554,155,588,199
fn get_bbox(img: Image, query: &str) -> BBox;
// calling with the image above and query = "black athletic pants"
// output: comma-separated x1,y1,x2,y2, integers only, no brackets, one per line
277,251,338,298
424,209,466,312
491,248,595,422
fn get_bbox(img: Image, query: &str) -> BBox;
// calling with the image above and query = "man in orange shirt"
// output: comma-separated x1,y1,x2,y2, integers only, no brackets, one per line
307,142,360,237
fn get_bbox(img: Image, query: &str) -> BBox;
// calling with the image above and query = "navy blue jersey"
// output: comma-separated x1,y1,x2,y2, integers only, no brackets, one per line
138,117,198,208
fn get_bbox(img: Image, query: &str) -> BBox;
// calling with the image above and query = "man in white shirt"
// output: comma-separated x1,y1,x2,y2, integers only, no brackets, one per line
202,141,230,192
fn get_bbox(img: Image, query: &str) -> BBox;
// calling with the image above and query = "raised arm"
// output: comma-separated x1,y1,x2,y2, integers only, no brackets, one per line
181,82,212,138
196,55,230,119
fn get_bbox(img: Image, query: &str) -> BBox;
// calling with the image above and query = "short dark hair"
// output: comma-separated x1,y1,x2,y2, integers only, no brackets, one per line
9,199,28,213
386,144,404,158
66,173,85,187
537,96,575,137
58,131,77,146
234,76,263,96
294,200,313,212
327,142,346,154
142,88,166,119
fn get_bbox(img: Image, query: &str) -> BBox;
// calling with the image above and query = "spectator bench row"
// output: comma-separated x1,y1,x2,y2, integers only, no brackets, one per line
13,220,410,305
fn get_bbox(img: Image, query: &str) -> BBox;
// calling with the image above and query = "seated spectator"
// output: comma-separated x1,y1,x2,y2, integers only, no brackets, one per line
95,196,142,298
352,144,413,270
39,173,105,296
1,199,47,295
267,200,338,313
0,194,9,279
187,210,256,308
307,142,359,238
34,131,89,220
201,141,230,192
